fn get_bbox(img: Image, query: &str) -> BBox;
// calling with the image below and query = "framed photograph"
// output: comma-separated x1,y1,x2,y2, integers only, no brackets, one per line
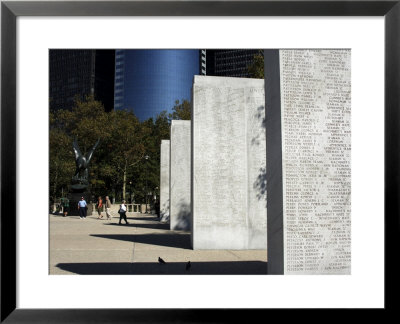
1,0,397,321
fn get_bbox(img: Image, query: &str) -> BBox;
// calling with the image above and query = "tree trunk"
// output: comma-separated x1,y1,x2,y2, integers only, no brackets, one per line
53,162,58,200
122,162,127,201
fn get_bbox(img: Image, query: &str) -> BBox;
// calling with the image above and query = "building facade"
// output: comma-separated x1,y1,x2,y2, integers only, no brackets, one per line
49,49,115,112
205,49,261,78
114,49,200,121
49,49,261,116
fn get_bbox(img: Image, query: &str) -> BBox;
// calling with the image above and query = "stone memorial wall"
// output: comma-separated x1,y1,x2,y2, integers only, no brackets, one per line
266,49,351,274
160,140,170,222
191,76,267,249
170,120,191,230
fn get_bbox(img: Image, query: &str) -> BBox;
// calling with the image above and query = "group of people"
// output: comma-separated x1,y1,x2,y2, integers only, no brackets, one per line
94,196,112,220
95,196,129,225
60,195,129,225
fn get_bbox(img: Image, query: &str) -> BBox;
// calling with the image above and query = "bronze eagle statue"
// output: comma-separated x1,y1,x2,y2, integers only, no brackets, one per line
72,138,100,184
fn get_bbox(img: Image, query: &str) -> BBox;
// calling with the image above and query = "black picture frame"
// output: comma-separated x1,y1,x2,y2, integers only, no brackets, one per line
1,0,398,322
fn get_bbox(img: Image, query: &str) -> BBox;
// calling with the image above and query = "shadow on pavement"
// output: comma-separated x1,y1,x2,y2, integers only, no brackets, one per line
91,233,191,249
105,223,171,230
126,216,160,221
55,261,268,275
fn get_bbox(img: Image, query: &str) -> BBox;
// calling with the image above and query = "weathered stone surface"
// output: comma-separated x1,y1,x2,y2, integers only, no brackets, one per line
170,120,191,230
191,76,267,250
160,140,170,222
266,49,351,274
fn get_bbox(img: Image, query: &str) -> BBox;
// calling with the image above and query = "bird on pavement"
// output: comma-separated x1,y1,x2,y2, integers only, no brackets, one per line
158,257,166,264
185,261,191,271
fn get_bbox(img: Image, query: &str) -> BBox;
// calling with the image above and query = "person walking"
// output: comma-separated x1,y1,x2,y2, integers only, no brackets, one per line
118,200,129,225
96,196,103,219
78,196,87,219
61,197,69,217
105,196,112,221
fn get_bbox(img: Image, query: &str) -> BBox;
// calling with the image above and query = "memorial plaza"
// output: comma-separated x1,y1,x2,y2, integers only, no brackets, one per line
49,212,268,275
49,50,351,275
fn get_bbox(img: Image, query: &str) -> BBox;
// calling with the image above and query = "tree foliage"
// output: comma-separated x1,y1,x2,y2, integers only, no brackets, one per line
129,111,170,204
49,96,174,205
169,99,191,121
248,50,264,79
49,128,75,200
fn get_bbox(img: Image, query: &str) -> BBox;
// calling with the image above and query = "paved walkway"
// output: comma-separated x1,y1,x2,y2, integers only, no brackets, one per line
49,212,268,275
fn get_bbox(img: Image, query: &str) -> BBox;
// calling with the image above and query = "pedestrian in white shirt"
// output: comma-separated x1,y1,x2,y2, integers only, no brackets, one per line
118,200,129,225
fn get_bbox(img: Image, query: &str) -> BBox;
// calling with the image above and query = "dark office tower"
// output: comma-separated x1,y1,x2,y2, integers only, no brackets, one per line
49,49,115,112
205,49,261,78
114,49,200,121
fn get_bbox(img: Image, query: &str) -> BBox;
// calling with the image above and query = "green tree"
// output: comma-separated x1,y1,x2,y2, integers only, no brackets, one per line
169,99,191,121
49,128,75,199
150,111,170,197
59,96,108,150
50,97,110,198
106,110,147,201
154,110,170,140
50,96,176,205
50,96,146,201
129,111,170,205
248,50,264,79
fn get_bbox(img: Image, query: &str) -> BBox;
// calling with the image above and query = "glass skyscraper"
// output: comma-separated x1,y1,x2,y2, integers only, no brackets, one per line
114,50,200,121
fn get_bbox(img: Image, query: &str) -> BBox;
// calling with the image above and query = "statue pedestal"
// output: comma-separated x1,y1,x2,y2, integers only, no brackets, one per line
67,191,93,216
68,138,100,217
